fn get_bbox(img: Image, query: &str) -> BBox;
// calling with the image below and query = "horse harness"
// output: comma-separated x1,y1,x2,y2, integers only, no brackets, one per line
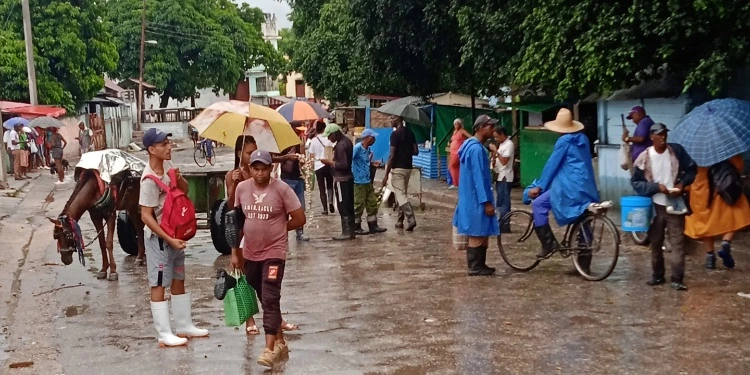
56,172,139,265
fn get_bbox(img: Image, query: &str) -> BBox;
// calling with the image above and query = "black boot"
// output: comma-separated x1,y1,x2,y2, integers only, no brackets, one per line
477,246,496,274
395,209,405,229
467,247,494,276
401,203,417,232
333,216,355,241
367,220,387,234
354,219,369,236
328,197,336,214
534,224,560,259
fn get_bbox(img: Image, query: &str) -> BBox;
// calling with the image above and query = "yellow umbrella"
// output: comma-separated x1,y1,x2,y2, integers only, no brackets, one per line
190,100,300,153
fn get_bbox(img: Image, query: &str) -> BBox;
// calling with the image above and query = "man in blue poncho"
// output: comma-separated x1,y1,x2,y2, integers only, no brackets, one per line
453,115,499,276
527,108,600,260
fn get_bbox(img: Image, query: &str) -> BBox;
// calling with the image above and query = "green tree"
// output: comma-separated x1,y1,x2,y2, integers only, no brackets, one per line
0,0,118,110
107,0,282,107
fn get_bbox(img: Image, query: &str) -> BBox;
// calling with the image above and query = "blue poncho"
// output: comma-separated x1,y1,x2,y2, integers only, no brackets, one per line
537,133,600,226
452,138,500,237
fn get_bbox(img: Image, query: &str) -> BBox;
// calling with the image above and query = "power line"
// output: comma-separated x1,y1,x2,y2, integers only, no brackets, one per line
145,29,210,43
147,24,212,40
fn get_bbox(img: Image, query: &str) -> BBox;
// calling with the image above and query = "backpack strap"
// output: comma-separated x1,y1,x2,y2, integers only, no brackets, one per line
167,168,179,188
144,173,170,191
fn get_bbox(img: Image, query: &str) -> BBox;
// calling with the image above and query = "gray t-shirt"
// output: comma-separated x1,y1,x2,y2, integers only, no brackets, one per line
139,161,172,238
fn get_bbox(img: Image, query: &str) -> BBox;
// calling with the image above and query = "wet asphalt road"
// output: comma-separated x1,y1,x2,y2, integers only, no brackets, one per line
3,145,750,374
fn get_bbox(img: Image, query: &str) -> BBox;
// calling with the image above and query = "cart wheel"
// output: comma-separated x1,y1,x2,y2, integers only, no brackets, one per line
210,199,232,255
117,211,139,256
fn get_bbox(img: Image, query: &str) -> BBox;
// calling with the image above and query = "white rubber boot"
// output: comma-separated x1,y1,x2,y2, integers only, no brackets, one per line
150,301,188,347
171,293,209,338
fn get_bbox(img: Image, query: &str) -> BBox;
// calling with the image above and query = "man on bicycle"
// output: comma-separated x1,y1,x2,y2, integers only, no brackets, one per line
527,109,600,260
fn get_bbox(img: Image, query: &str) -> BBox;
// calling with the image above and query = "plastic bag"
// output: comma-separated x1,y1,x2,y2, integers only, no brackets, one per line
619,142,632,171
223,286,242,327
234,271,259,320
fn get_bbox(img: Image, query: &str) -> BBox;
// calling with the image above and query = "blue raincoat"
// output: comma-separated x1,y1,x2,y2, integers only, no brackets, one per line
536,133,600,226
452,138,500,237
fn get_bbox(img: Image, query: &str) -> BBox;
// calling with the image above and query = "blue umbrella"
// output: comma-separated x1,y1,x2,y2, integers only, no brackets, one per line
3,117,29,130
670,98,750,166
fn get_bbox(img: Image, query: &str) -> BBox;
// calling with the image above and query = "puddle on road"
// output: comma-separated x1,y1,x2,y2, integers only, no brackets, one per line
64,304,89,318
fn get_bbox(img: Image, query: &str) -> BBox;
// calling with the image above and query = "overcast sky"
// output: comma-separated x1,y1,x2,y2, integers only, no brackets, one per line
239,0,293,29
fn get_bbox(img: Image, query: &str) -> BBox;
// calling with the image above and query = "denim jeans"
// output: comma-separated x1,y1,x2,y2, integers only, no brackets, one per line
282,179,305,234
495,180,512,223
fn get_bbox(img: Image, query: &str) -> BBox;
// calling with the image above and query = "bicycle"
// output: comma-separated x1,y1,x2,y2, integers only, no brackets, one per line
498,202,621,281
194,139,216,167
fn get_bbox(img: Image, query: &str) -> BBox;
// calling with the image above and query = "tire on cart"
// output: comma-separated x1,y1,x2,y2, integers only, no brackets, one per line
117,211,139,256
210,199,232,255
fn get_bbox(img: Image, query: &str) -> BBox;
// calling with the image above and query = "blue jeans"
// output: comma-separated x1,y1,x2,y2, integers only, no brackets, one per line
495,180,512,224
282,179,305,234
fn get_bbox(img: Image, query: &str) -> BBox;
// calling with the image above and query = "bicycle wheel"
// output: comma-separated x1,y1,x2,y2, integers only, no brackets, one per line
194,148,207,167
498,210,541,272
569,213,620,281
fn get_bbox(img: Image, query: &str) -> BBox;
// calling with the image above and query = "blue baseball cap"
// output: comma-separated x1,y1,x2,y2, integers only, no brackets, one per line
143,128,172,148
360,129,378,139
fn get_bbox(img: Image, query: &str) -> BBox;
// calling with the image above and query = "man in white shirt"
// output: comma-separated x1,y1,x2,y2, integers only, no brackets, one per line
631,123,697,291
490,127,514,231
307,121,335,215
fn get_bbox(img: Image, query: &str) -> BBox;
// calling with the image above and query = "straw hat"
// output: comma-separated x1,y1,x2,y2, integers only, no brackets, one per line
543,108,584,134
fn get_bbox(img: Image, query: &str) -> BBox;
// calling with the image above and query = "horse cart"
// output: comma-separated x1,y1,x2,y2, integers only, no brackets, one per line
114,164,234,256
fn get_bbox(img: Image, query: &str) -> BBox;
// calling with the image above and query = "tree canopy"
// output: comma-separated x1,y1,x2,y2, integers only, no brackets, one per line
287,0,750,103
107,0,284,107
0,0,118,110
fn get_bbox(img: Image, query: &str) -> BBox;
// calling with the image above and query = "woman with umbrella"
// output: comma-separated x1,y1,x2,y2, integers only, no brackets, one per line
671,99,750,270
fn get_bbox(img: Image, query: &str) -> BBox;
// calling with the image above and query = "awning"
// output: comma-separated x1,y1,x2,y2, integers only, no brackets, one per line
0,103,67,119
86,96,125,107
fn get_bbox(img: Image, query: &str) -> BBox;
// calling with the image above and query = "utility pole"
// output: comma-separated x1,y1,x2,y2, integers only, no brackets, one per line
21,0,38,105
137,0,147,131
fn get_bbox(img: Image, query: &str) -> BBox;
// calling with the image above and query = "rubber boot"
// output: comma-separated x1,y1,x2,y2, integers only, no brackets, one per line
171,293,209,338
354,218,370,236
576,227,592,274
477,246,496,274
150,301,188,347
367,220,387,234
401,203,417,232
333,216,355,241
534,224,560,259
467,247,494,276
395,209,405,229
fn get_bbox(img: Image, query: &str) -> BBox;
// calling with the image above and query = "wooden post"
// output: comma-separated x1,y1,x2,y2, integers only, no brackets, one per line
136,0,146,131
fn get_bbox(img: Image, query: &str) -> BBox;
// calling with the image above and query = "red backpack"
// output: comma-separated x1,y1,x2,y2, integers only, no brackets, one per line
145,169,197,241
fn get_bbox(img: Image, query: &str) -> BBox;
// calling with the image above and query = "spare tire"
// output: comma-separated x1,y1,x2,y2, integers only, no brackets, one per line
117,211,139,256
210,199,232,255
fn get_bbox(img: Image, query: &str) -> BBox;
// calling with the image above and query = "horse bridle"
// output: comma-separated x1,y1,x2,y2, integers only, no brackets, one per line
53,214,77,253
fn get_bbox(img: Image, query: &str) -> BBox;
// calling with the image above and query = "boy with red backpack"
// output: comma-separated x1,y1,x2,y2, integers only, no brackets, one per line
139,128,207,348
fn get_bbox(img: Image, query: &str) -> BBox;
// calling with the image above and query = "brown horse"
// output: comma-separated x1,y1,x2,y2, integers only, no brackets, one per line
49,169,145,280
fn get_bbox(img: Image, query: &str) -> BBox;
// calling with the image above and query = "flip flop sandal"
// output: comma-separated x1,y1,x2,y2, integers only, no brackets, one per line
281,322,300,331
246,325,260,335
96,271,108,280
108,272,119,281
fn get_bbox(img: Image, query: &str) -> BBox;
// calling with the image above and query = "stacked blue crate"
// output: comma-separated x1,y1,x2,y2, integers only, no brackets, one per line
413,147,448,179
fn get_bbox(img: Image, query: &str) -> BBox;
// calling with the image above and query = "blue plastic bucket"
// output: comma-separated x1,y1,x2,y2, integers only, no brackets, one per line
620,196,653,232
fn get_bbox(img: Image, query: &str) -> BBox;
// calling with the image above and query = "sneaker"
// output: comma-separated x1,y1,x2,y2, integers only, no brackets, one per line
273,342,289,360
718,244,735,269
705,253,717,270
257,349,275,368
670,282,688,291
646,278,666,286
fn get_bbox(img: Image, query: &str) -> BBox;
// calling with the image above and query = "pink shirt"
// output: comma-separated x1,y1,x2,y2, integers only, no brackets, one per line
235,178,301,261
449,131,467,155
